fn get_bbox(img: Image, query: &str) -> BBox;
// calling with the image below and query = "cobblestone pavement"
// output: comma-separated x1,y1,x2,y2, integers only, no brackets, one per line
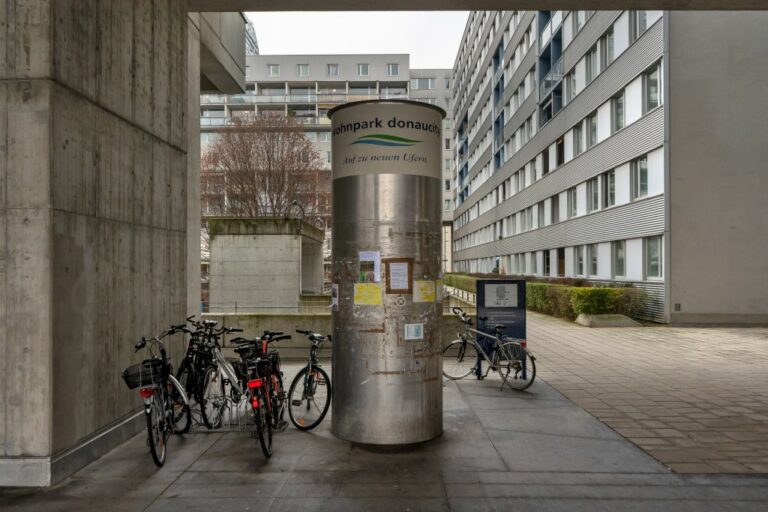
529,312,768,474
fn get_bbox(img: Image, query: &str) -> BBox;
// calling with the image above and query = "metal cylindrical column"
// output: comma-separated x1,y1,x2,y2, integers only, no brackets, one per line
328,100,445,445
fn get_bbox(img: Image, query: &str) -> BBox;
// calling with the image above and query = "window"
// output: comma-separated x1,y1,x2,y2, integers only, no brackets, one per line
551,194,560,223
567,187,577,218
386,63,400,76
600,28,614,69
643,62,661,113
543,250,551,276
445,77,451,88
444,180,451,191
565,72,576,103
602,169,616,208
444,159,452,170
267,64,280,77
326,151,332,163
327,64,339,77
575,245,585,276
589,243,598,276
531,252,538,274
538,201,545,227
631,155,649,199
587,112,598,148
611,92,625,133
411,77,436,90
573,10,587,33
357,63,369,76
573,124,583,156
542,150,550,175
444,138,451,150
612,240,626,277
587,177,599,212
585,45,599,83
630,11,649,42
556,138,565,167
296,64,309,77
318,132,330,142
645,235,663,278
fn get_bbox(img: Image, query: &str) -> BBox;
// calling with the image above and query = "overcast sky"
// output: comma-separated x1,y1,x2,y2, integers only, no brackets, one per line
246,12,469,69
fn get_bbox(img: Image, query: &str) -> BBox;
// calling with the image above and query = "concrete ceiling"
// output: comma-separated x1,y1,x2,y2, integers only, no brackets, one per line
188,1,768,11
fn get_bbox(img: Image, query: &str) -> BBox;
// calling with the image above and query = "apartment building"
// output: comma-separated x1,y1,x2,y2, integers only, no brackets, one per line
451,10,768,324
200,54,454,269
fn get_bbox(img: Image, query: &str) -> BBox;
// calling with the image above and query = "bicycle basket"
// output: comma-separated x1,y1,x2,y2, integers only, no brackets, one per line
122,359,164,390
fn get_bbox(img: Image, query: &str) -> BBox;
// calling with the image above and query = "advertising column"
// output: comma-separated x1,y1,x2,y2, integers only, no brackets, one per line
329,100,445,445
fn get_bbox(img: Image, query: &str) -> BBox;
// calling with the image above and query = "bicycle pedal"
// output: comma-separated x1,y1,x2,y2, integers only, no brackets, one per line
291,399,302,406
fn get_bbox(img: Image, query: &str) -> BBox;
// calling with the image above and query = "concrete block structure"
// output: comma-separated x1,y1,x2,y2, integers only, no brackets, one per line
208,218,325,313
0,2,247,486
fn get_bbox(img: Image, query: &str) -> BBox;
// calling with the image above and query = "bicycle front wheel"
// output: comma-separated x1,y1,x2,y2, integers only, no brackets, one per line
497,341,536,391
442,339,479,380
288,366,331,431
146,390,167,467
169,379,191,434
201,366,225,429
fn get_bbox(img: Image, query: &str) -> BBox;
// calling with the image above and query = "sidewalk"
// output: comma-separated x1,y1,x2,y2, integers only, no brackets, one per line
2,362,767,511
528,312,768,474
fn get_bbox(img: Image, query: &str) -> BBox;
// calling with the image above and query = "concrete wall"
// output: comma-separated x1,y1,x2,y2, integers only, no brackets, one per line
203,312,467,360
666,12,768,324
0,1,246,487
0,1,188,486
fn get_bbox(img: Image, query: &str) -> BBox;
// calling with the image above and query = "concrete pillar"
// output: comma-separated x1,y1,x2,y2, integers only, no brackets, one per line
0,0,189,486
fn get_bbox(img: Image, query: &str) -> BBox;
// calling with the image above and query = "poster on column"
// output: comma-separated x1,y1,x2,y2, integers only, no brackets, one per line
358,251,381,283
413,280,436,303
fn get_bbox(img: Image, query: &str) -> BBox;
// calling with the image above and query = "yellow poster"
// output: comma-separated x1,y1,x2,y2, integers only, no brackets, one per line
354,283,382,305
413,280,436,303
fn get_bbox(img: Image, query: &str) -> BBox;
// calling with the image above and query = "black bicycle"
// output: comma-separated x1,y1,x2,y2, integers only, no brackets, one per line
288,330,332,430
231,331,291,458
122,325,191,467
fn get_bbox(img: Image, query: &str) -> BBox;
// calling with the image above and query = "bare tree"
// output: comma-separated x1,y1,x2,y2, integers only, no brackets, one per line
201,114,329,219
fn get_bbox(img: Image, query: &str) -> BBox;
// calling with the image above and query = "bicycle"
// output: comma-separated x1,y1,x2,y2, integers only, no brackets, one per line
174,316,217,426
231,331,292,458
288,330,332,430
121,325,191,467
442,307,536,391
196,320,245,430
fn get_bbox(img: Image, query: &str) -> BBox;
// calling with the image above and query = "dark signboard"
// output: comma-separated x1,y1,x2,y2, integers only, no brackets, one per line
476,279,526,340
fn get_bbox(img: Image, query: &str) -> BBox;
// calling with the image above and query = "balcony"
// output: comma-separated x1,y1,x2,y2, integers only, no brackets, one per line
539,56,563,99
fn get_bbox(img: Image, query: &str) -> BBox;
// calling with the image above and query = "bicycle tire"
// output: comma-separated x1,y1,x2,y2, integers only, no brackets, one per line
442,339,479,379
169,378,191,434
497,341,536,391
288,366,331,431
270,370,287,431
201,366,225,429
253,392,273,458
146,390,167,467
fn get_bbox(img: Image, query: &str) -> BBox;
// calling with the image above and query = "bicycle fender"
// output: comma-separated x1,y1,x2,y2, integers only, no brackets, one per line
167,375,190,405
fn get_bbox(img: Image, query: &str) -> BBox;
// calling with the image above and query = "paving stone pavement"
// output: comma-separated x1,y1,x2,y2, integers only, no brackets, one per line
2,362,767,511
528,312,768,474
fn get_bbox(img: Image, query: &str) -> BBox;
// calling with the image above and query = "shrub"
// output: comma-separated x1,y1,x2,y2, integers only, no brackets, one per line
444,274,477,294
570,286,643,317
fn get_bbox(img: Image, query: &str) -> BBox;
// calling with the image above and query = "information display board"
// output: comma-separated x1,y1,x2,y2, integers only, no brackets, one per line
476,279,526,340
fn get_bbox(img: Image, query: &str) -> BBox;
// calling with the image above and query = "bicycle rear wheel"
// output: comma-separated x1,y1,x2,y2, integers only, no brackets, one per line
253,392,273,458
201,366,225,429
497,341,536,391
288,366,331,430
442,339,479,379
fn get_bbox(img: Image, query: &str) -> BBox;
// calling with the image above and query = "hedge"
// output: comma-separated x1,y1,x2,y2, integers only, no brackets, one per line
445,274,642,321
